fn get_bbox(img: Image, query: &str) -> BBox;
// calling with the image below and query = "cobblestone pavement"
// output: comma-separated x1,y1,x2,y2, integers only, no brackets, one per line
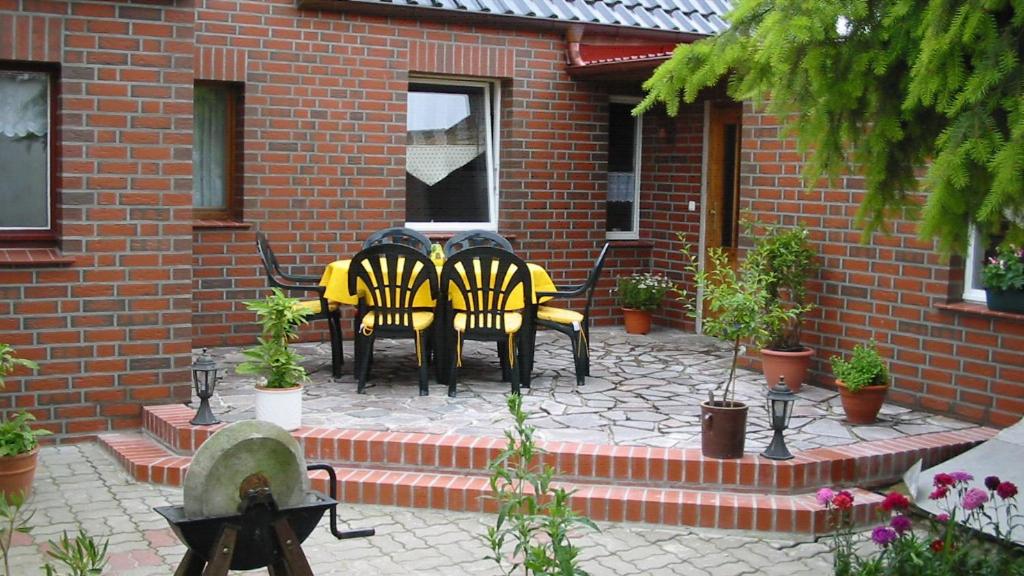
204,327,976,452
10,444,837,575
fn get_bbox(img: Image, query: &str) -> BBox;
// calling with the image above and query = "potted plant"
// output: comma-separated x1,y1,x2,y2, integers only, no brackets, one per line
0,344,50,502
830,341,889,424
615,272,677,334
236,288,313,431
747,225,818,391
679,242,797,458
981,243,1024,313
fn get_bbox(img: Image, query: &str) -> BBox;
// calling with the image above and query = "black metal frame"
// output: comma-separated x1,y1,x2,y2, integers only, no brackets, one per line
442,229,512,256
256,231,344,378
349,243,439,395
528,243,611,387
362,226,432,255
440,246,533,397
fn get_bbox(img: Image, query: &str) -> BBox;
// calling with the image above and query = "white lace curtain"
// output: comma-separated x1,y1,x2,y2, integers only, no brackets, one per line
0,71,48,138
193,85,227,209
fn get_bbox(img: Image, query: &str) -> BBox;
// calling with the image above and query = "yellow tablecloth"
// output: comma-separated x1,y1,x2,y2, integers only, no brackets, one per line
319,259,556,309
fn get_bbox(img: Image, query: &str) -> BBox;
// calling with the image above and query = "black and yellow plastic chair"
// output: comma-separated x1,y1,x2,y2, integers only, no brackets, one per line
442,229,513,257
530,243,611,388
362,227,432,255
440,246,532,397
256,231,344,378
349,243,439,395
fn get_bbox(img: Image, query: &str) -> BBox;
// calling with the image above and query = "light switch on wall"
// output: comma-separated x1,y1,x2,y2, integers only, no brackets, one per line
688,201,696,211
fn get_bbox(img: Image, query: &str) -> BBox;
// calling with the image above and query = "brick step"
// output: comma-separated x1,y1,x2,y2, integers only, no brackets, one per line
98,431,883,534
142,404,996,494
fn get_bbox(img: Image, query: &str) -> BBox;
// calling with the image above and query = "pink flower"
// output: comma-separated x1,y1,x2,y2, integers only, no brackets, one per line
871,526,897,546
832,490,854,510
929,486,949,500
962,487,989,511
997,481,1018,499
881,492,910,512
936,513,949,523
933,473,955,487
816,488,835,507
890,514,912,534
949,471,973,484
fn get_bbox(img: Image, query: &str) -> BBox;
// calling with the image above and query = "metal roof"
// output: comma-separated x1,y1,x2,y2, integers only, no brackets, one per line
319,0,732,36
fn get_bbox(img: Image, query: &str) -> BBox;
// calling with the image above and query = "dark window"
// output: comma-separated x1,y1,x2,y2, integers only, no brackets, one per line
607,102,640,236
0,64,57,242
193,82,242,220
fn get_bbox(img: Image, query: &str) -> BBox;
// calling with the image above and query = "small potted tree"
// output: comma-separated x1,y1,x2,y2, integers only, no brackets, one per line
747,225,818,391
679,242,797,459
616,272,677,334
830,341,889,424
0,344,50,501
236,288,313,431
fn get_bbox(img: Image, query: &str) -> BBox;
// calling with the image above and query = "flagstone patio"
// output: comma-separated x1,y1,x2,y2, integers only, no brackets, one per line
201,326,978,453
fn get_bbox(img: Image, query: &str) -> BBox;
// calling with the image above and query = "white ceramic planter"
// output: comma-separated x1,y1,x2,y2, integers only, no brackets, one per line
254,385,302,431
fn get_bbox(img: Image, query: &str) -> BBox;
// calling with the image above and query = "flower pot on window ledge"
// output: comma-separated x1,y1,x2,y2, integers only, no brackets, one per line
621,308,653,334
985,287,1024,314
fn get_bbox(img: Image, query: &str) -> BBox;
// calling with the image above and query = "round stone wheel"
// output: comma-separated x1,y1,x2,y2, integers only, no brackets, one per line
183,420,310,519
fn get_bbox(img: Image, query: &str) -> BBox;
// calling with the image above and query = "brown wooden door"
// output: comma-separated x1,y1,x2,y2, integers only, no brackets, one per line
705,102,742,266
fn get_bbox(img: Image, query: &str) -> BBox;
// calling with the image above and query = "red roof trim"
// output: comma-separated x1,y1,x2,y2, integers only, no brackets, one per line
576,43,678,66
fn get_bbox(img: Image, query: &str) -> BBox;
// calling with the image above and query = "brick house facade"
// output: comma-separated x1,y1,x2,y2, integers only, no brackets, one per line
0,0,1019,440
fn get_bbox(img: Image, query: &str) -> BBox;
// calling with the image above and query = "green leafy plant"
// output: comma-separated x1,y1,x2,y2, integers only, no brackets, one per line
981,244,1024,292
0,343,38,391
678,236,798,405
830,341,889,393
615,273,677,312
43,530,109,576
0,412,50,458
485,394,597,576
0,491,33,576
746,224,817,351
236,288,312,389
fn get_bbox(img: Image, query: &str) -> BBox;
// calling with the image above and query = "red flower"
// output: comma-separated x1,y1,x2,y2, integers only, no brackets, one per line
929,486,949,500
997,481,1018,499
881,492,910,512
933,473,955,487
930,539,945,553
832,490,854,510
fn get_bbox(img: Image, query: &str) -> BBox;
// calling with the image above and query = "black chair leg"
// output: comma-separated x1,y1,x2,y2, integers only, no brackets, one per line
447,332,459,397
418,331,430,396
509,336,521,396
355,334,374,394
498,341,511,382
519,324,535,389
328,313,343,379
570,328,585,388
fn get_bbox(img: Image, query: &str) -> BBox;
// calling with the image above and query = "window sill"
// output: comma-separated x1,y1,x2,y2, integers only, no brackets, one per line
192,220,251,230
0,247,75,268
936,301,1024,321
606,239,654,249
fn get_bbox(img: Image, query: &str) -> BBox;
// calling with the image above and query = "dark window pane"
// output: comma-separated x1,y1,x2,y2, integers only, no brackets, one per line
193,84,230,210
607,102,637,233
406,83,490,224
0,70,49,229
720,124,738,248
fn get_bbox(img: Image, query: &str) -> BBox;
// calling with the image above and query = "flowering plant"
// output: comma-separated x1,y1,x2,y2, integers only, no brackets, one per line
981,244,1024,291
821,471,1023,576
615,273,676,312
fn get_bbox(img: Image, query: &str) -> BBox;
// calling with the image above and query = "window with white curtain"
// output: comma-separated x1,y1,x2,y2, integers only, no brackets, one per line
405,79,497,231
607,98,642,239
0,67,52,236
193,82,241,219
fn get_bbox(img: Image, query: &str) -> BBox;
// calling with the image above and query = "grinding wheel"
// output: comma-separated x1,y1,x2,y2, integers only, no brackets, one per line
183,420,310,519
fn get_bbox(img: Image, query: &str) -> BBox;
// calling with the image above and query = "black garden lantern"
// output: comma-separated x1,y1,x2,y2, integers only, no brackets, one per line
190,348,221,426
762,377,796,460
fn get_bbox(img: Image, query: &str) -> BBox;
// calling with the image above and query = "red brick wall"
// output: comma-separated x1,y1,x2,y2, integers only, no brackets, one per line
739,103,1024,427
0,1,195,438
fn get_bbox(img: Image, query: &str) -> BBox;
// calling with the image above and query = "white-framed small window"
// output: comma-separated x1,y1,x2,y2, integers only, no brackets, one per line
405,77,499,232
963,226,987,303
606,96,642,240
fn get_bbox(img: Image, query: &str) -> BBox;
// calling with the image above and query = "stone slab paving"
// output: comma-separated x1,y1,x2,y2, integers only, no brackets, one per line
203,327,977,452
10,444,837,575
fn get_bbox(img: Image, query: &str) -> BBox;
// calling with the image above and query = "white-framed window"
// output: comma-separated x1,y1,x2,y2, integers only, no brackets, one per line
606,96,642,240
405,78,499,232
963,226,988,303
0,65,55,240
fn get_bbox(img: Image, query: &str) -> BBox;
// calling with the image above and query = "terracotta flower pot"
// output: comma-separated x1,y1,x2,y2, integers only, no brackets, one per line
836,379,888,425
0,447,40,503
622,308,652,335
700,400,748,459
761,347,814,392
